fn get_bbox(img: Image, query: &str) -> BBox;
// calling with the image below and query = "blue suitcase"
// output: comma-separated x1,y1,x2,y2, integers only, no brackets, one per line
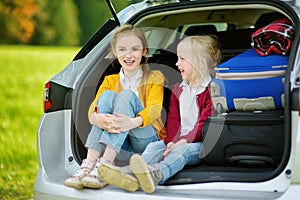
212,48,288,112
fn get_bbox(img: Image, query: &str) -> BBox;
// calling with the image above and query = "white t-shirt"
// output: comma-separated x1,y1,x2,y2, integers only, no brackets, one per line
179,76,211,136
119,68,143,97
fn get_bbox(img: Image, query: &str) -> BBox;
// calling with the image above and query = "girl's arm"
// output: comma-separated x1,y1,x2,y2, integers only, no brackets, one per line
87,74,121,132
164,83,182,144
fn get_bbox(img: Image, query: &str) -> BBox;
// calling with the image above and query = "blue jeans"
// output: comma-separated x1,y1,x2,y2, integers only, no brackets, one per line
85,90,158,161
141,140,202,184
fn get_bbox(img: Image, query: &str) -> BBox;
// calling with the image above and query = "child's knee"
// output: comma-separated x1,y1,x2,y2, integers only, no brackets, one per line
117,90,135,101
99,90,116,100
97,90,116,106
114,90,139,110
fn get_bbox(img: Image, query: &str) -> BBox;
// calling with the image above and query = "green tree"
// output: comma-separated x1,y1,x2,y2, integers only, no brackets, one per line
74,0,111,45
31,0,81,46
0,0,38,44
74,0,140,45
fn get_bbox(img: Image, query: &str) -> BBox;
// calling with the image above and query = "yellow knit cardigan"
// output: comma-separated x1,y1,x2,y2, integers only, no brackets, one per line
88,70,167,140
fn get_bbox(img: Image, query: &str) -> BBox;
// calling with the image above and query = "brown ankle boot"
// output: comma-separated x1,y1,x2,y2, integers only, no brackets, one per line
130,154,162,194
98,162,139,192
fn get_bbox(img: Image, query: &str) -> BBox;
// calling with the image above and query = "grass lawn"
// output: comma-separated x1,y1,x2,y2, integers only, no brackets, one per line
0,45,80,199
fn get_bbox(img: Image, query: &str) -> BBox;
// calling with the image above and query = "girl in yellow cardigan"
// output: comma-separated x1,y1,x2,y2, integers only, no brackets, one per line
64,24,166,189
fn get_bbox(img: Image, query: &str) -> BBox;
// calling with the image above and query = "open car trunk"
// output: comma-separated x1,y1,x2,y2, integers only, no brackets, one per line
71,0,295,187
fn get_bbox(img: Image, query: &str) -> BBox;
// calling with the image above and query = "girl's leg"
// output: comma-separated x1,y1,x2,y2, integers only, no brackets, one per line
65,91,116,189
141,140,166,164
78,91,118,189
97,90,152,190
156,142,202,184
86,148,101,161
100,90,157,161
128,126,158,154
97,141,166,192
125,143,202,193
102,146,117,163
115,90,158,153
85,126,106,157
85,90,117,157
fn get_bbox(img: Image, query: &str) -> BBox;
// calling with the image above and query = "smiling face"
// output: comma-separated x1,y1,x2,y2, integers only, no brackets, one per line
113,32,147,77
176,40,195,83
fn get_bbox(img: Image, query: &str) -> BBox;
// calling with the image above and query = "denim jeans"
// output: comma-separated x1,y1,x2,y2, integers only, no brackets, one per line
141,140,202,184
85,90,158,161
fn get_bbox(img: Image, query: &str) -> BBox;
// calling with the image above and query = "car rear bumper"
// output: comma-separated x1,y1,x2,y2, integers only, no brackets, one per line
35,166,298,200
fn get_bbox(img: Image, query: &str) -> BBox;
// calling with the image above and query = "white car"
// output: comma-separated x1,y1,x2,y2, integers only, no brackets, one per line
34,0,300,199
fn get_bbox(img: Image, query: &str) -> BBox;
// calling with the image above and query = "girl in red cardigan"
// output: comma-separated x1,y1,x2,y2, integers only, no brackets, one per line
99,35,222,194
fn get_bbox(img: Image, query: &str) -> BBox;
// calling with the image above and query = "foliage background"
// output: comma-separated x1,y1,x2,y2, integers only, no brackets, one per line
0,45,80,199
0,0,144,199
0,0,142,46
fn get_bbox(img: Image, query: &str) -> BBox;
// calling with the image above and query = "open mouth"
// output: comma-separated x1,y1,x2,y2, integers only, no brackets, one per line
124,60,135,64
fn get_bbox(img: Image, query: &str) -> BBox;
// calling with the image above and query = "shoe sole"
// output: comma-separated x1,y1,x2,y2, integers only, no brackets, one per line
98,163,139,192
81,177,107,189
130,154,155,194
64,181,83,189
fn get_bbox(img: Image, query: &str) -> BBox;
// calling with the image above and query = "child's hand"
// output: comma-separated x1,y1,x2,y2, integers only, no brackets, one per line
90,112,121,133
113,113,142,132
163,139,187,159
163,142,174,159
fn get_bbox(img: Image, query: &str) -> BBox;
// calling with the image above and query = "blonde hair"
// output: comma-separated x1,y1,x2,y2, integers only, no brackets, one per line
179,35,222,86
111,24,151,102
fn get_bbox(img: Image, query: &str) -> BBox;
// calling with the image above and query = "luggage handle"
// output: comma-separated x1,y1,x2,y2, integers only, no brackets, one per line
228,155,274,167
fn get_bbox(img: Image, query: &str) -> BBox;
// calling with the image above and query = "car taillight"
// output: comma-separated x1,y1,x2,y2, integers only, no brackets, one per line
44,82,52,112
